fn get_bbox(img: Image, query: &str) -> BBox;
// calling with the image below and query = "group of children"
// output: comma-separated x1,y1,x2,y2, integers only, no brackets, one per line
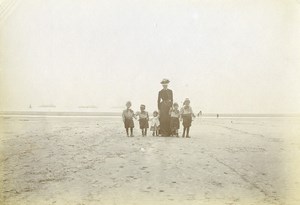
122,98,196,138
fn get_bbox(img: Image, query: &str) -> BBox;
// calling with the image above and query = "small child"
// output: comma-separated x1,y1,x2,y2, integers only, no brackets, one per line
180,98,196,138
150,111,160,136
136,104,149,136
169,103,180,137
122,101,136,137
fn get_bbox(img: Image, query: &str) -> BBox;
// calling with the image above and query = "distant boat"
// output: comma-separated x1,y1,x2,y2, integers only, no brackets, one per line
78,105,98,109
39,104,56,108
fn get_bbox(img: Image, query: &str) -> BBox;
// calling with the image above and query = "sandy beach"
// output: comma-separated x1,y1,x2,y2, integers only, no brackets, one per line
1,116,300,205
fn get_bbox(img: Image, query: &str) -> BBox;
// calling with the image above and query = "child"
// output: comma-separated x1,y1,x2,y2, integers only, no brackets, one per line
122,101,136,137
150,111,160,136
180,98,196,138
169,103,180,137
136,104,149,136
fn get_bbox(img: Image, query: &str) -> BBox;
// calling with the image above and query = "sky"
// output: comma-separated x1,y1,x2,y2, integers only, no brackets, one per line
0,0,300,113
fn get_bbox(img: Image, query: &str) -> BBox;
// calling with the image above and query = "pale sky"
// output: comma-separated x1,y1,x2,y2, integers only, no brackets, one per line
0,0,300,113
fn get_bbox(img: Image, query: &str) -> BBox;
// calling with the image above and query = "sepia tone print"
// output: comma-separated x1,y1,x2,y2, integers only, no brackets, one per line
1,0,300,205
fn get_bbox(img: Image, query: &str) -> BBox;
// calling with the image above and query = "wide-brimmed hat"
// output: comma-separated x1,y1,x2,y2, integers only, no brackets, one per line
160,78,170,85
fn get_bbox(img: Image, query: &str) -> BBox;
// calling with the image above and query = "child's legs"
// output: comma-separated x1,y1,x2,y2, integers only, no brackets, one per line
145,128,147,136
182,127,186,137
186,127,190,136
126,128,129,136
130,127,133,135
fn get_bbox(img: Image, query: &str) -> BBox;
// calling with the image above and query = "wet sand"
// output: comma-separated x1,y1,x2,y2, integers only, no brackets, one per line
1,116,300,205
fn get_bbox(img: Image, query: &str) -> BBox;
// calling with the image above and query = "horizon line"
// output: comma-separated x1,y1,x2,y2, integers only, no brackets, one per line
1,111,300,117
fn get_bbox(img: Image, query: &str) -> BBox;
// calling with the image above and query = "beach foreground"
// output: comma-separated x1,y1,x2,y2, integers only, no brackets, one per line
1,116,300,205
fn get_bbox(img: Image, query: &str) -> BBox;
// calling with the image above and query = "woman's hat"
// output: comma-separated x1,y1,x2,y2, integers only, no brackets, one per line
160,78,170,85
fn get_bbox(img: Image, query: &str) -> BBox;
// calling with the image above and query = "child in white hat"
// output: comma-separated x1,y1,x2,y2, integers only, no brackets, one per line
122,101,136,137
150,111,160,136
180,98,196,138
136,104,149,136
169,102,180,137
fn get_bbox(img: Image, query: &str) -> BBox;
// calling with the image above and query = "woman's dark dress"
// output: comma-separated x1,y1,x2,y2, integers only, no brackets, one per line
157,88,173,136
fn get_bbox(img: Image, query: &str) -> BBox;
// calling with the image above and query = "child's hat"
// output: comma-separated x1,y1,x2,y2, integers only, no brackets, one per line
160,78,170,85
183,98,190,104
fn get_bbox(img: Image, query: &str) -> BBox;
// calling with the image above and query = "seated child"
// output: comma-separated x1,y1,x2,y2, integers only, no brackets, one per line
180,98,196,138
150,111,160,136
136,104,149,136
169,103,180,137
122,101,136,137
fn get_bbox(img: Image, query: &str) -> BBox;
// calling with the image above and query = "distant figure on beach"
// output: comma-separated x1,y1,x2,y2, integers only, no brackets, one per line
180,98,195,138
197,111,202,117
122,101,136,137
150,111,160,136
157,79,173,136
169,103,180,137
217,114,219,118
136,104,149,137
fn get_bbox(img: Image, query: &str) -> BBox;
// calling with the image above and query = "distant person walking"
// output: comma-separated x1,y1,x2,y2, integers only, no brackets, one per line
197,111,202,117
157,79,173,136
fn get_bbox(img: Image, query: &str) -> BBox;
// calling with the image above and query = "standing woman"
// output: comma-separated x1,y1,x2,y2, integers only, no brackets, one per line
157,79,173,136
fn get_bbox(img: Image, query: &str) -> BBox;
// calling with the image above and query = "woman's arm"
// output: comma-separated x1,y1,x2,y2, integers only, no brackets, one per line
157,91,161,110
170,90,173,105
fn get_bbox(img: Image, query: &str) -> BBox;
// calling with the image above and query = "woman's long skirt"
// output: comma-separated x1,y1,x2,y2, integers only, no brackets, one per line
159,102,171,136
